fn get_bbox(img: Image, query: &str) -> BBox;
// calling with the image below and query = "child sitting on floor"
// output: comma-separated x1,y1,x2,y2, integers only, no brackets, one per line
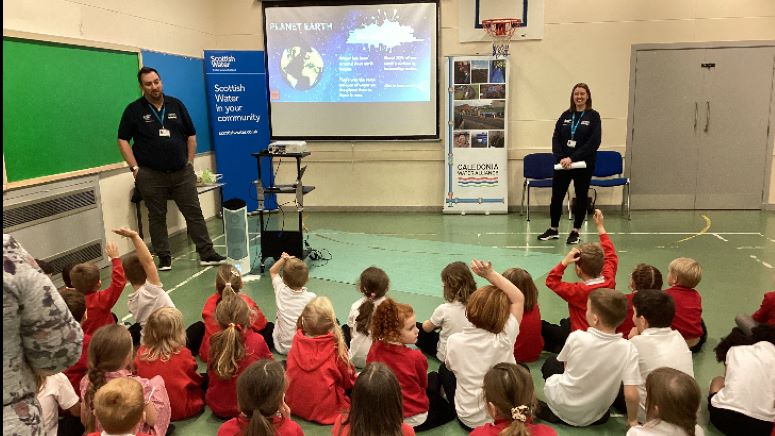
617,263,663,336
664,257,706,352
86,377,152,436
70,242,126,335
269,252,316,354
503,268,544,363
345,266,391,368
627,367,704,436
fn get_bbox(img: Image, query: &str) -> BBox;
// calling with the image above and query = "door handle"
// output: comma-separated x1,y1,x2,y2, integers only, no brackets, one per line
694,102,698,132
704,101,710,133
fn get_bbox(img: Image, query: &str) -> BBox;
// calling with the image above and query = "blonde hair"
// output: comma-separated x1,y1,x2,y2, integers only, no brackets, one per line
297,296,350,364
466,285,510,334
85,325,134,432
216,264,243,294
139,307,186,362
668,257,702,288
370,298,414,344
93,377,145,434
71,262,100,293
283,258,309,289
209,286,250,380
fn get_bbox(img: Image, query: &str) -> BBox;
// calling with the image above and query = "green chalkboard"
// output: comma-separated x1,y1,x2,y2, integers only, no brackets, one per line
3,37,140,182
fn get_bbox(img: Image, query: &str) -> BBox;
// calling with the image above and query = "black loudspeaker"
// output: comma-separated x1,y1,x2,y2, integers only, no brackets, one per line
261,230,303,260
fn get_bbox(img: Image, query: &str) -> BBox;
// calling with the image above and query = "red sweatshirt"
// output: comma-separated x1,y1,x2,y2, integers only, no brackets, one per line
134,346,204,421
205,330,273,418
514,305,544,362
217,413,303,436
666,285,704,339
366,340,429,418
285,330,356,425
616,292,637,336
332,414,416,436
81,258,127,335
64,332,91,396
753,291,775,327
470,418,557,436
545,233,618,331
200,292,268,362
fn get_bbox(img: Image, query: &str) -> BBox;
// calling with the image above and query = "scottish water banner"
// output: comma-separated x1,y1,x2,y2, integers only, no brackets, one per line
443,55,509,214
204,50,275,211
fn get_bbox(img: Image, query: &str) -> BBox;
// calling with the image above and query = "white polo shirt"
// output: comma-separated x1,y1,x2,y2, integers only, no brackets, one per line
127,281,175,326
627,421,705,436
347,296,386,368
446,314,519,428
271,275,316,355
630,327,694,422
711,341,775,422
37,373,79,436
544,328,642,427
429,301,472,362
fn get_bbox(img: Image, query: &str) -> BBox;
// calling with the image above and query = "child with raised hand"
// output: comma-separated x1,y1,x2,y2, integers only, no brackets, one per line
542,209,618,353
70,241,126,335
444,259,525,430
86,377,151,436
367,298,455,431
270,252,316,355
708,325,775,435
285,296,356,425
470,363,556,436
416,261,476,363
197,264,272,361
627,368,704,436
80,324,170,436
332,362,416,436
346,266,390,368
112,227,174,346
218,360,303,436
133,307,204,421
664,257,706,352
617,264,663,336
503,268,544,363
538,288,641,428
206,286,273,419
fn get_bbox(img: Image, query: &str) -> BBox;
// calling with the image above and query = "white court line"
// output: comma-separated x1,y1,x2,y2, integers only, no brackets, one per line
749,255,774,270
737,246,764,250
713,234,729,242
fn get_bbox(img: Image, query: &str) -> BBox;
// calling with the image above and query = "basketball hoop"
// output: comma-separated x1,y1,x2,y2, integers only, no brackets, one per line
481,18,522,58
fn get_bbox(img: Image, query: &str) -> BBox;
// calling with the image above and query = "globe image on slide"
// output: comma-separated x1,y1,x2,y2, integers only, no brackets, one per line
280,46,324,90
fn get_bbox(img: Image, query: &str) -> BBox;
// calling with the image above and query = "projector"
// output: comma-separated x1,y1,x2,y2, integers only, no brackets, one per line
268,141,308,154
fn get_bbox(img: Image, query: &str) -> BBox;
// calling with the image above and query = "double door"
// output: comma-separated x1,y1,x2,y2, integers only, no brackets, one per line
628,45,775,209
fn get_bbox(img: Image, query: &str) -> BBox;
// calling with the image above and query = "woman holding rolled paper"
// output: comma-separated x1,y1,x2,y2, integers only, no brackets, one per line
537,83,602,245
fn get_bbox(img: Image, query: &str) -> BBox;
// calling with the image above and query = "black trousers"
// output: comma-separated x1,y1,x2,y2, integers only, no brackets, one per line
438,362,457,411
689,319,708,354
550,167,592,229
413,372,456,432
708,393,775,436
541,318,571,354
416,322,439,358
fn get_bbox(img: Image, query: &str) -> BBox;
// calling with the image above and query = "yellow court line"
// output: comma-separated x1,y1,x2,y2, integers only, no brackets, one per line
676,214,712,243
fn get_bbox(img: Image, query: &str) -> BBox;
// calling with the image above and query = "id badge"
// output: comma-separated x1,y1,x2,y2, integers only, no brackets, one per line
567,139,577,148
159,129,171,137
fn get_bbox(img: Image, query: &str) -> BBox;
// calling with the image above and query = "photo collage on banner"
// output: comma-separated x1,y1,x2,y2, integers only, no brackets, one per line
444,56,509,214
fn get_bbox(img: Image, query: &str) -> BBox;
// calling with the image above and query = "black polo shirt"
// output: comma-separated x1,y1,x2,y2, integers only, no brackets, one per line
117,95,196,171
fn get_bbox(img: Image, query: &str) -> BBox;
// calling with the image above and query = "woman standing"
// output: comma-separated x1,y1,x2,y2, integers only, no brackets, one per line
537,83,602,244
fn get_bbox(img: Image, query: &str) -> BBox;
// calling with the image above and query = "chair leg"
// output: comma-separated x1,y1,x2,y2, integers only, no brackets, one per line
626,183,631,220
526,187,531,221
520,182,527,216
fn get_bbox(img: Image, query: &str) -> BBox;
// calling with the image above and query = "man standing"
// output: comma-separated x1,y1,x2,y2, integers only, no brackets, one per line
118,67,225,271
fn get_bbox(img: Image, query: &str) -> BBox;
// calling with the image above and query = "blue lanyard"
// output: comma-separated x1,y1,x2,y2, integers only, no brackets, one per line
148,104,166,128
570,111,584,139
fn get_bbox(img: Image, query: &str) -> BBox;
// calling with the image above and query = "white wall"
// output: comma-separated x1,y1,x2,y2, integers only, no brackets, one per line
4,0,775,251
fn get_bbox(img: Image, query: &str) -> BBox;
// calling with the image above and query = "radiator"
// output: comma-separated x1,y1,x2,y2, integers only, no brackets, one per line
3,175,107,287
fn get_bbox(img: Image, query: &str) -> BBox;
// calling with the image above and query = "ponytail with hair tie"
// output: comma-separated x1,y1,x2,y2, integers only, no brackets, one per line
228,322,242,331
511,405,529,422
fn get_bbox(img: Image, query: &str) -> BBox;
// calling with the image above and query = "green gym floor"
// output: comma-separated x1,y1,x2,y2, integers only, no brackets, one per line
104,210,775,436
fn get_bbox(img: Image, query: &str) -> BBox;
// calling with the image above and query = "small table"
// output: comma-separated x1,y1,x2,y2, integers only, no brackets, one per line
131,183,225,239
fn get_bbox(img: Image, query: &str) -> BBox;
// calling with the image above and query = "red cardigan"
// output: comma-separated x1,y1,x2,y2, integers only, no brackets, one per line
666,285,703,339
205,330,273,418
200,292,269,362
82,258,127,335
64,332,91,396
470,418,557,436
616,292,637,336
285,330,356,425
514,305,544,362
545,233,618,331
332,414,416,436
753,291,775,327
217,413,303,436
366,340,429,418
134,346,204,421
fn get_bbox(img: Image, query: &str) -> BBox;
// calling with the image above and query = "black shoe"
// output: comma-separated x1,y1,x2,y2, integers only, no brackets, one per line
199,253,227,266
536,400,562,424
158,256,172,271
566,231,580,244
537,228,559,241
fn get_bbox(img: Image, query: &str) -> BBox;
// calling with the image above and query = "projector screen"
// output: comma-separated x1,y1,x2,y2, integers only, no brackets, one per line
263,1,439,140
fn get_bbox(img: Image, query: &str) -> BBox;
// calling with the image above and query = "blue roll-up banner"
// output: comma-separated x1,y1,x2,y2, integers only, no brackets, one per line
204,50,275,211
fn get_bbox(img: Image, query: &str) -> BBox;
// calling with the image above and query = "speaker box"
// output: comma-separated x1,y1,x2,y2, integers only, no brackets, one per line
261,230,303,260
223,199,250,272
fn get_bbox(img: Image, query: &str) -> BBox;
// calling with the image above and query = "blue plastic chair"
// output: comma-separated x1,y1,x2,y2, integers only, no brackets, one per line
521,153,569,221
590,150,631,220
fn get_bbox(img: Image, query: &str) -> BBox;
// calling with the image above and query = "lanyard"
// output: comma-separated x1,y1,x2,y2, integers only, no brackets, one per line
148,104,166,128
570,111,584,139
